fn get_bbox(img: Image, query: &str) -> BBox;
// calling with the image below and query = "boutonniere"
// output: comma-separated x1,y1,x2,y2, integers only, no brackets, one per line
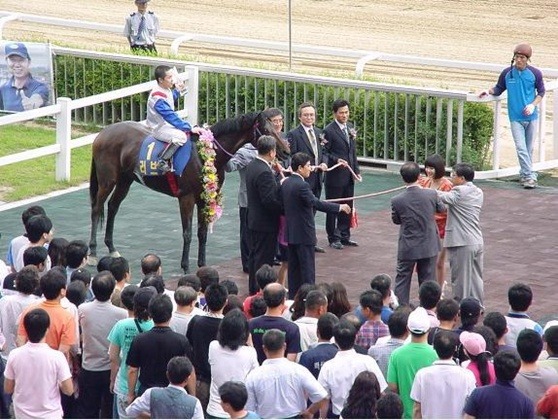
348,127,357,139
319,133,328,146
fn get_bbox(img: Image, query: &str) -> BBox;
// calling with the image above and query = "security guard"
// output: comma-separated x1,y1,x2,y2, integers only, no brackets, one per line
124,0,159,53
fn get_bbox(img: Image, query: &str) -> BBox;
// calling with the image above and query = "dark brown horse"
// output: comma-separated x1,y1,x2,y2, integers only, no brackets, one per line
88,112,287,272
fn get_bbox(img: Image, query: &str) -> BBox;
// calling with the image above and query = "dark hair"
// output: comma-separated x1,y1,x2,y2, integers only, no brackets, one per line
25,215,52,243
249,296,267,318
15,266,40,294
219,381,248,412
507,283,533,312
332,98,349,113
23,246,48,267
466,338,492,386
197,266,219,292
474,325,498,357
317,312,339,341
340,371,381,419
376,391,404,419
483,311,507,340
109,257,129,282
454,162,475,182
220,279,239,295
305,290,328,312
48,237,69,267
21,205,46,225
360,289,383,316
65,240,89,269
205,283,228,312
96,256,113,273
493,350,521,381
333,320,357,351
516,329,543,363
340,312,362,331
40,268,67,300
121,285,139,311
291,152,311,172
174,286,198,307
166,356,193,385
66,281,87,307
370,274,392,299
433,330,458,359
544,326,558,356
256,135,276,155
223,295,244,315
154,65,171,83
141,253,161,275
217,309,249,350
133,286,157,321
317,283,333,307
148,294,173,324
328,282,351,318
419,280,441,310
436,298,459,322
424,154,446,179
70,268,92,286
140,274,165,294
263,283,286,309
289,284,316,320
262,329,286,352
255,264,277,290
263,107,283,120
24,308,50,343
297,101,315,117
92,270,116,302
177,274,201,292
400,161,421,183
388,306,412,338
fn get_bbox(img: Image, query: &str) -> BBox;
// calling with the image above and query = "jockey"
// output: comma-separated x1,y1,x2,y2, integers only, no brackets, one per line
146,65,201,173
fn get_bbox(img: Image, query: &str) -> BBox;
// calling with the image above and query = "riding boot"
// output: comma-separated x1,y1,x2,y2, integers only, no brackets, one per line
157,143,180,173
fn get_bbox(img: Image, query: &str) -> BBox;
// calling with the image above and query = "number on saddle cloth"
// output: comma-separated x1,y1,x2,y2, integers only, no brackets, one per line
137,135,193,176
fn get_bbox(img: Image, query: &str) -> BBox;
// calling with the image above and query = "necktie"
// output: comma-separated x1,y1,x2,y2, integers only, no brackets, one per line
136,16,146,42
308,129,318,164
343,126,350,143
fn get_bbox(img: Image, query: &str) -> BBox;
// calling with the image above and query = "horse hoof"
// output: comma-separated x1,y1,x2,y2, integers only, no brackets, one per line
87,256,98,266
110,251,121,258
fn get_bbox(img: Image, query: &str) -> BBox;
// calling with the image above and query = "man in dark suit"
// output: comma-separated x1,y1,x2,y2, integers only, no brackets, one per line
281,152,350,299
246,135,282,295
287,102,328,253
391,162,446,305
322,99,361,250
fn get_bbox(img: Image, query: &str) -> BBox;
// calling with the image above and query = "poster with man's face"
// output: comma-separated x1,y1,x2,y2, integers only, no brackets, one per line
0,41,54,113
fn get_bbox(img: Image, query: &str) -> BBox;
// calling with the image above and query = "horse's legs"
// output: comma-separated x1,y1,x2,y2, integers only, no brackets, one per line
89,182,116,265
196,202,209,268
178,194,196,273
104,177,134,256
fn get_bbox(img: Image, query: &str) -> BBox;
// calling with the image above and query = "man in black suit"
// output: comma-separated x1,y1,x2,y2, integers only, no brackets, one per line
323,99,361,250
287,102,328,253
281,152,350,298
391,162,446,305
246,135,282,295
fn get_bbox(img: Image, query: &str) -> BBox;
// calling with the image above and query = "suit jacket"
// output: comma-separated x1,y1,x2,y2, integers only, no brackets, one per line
287,125,326,194
439,182,484,247
281,174,340,245
322,121,360,188
391,185,445,260
245,157,282,233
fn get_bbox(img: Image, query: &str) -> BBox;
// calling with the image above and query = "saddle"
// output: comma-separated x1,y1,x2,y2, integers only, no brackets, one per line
137,135,193,176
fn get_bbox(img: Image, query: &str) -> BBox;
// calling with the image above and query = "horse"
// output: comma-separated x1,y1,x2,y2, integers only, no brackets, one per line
88,112,288,273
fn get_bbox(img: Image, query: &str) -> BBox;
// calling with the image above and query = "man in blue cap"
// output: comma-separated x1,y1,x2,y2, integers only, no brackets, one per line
1,42,49,112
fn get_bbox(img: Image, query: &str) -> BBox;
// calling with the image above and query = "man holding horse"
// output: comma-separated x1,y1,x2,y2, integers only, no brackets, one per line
147,65,201,173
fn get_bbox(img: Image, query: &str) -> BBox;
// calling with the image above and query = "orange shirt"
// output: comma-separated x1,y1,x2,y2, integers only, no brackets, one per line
418,175,453,238
17,300,77,350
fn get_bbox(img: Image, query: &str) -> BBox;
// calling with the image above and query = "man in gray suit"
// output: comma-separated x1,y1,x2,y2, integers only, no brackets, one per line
391,162,445,305
438,163,484,303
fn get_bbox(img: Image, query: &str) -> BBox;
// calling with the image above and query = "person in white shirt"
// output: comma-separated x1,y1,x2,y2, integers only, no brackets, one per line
295,290,328,352
170,286,204,335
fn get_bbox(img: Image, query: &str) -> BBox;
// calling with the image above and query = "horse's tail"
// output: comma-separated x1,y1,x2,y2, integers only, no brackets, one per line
89,157,104,226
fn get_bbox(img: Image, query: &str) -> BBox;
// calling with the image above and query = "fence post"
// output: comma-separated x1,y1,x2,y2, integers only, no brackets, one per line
554,84,558,159
185,66,199,125
56,97,72,181
492,100,502,171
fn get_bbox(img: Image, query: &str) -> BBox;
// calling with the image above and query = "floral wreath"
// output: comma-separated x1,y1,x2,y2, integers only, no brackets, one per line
197,128,223,230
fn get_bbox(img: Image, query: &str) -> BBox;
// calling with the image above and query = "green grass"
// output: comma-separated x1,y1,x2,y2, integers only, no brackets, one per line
0,123,92,201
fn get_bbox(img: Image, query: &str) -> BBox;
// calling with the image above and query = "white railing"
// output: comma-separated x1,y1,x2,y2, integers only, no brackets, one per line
0,66,199,181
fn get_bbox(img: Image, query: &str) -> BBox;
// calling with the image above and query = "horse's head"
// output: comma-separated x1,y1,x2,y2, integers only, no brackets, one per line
251,111,290,160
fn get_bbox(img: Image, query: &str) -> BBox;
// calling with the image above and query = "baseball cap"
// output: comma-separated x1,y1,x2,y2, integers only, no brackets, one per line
460,297,483,318
407,307,430,334
543,320,558,333
459,331,486,356
135,0,150,3
4,42,30,60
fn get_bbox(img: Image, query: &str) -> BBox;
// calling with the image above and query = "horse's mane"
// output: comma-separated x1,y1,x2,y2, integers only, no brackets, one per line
209,112,259,137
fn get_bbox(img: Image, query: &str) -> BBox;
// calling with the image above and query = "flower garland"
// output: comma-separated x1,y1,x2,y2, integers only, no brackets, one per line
197,129,223,231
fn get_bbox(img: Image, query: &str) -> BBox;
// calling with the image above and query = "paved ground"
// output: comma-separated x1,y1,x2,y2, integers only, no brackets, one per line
0,169,557,324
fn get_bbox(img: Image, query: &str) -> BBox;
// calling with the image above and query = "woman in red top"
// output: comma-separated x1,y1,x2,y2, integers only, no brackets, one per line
418,154,452,290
